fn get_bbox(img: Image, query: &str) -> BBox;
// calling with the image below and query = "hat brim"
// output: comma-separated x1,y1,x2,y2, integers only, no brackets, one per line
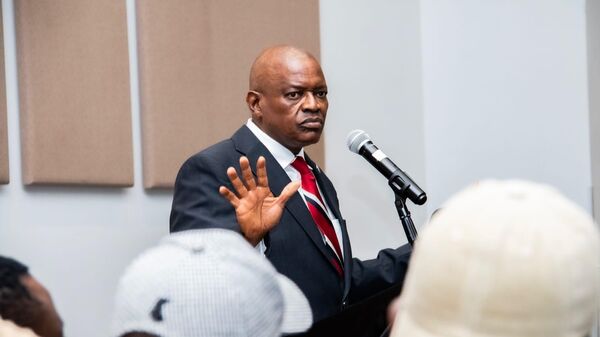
391,310,445,337
275,274,313,333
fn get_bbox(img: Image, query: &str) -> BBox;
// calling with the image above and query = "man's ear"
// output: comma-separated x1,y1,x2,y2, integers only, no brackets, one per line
246,91,262,120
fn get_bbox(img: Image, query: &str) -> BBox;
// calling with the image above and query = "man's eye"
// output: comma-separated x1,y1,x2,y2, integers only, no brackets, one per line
316,91,328,98
286,92,301,99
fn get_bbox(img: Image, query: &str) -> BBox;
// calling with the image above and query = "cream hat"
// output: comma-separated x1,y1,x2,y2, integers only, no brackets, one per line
112,228,312,337
391,180,600,337
0,317,39,337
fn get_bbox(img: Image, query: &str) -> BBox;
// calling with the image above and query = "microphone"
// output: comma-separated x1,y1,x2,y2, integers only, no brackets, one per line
347,130,427,205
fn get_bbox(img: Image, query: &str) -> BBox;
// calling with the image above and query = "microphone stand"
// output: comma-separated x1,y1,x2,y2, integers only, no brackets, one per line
394,193,418,247
388,171,419,247
378,177,421,337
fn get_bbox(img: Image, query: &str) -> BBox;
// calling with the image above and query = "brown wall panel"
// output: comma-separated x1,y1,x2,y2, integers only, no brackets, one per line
137,0,323,188
16,0,133,186
0,6,7,185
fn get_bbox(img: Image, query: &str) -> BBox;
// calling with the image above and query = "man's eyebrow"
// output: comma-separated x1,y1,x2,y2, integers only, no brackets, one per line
286,85,328,91
285,84,308,90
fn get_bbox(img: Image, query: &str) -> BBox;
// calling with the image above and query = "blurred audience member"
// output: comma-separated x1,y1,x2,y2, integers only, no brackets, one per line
112,228,312,337
390,180,599,337
0,257,63,337
0,317,40,337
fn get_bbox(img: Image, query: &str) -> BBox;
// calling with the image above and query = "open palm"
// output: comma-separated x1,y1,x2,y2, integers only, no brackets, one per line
219,156,300,246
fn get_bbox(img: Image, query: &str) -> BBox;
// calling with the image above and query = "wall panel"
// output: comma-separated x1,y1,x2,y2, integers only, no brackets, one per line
136,0,322,188
589,0,600,221
0,6,8,185
16,0,133,186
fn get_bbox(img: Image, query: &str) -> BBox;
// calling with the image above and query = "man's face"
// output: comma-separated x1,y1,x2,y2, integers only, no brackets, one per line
21,275,64,337
252,56,328,153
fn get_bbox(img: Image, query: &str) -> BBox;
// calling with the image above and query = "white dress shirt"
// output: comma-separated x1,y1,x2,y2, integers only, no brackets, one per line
246,119,344,257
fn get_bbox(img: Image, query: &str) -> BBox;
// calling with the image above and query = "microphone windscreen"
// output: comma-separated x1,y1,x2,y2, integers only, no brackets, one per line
346,129,370,154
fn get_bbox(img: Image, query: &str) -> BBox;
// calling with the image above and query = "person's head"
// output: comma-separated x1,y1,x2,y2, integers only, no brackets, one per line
112,229,312,337
0,256,63,337
247,45,328,154
390,180,600,337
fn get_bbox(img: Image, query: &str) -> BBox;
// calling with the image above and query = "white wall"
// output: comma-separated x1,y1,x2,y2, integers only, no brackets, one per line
420,0,593,215
320,0,427,258
0,1,171,337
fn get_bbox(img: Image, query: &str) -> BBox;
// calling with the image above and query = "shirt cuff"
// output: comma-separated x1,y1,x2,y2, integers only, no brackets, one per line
255,239,267,255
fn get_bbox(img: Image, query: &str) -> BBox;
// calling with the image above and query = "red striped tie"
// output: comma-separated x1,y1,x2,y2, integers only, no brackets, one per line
291,157,344,276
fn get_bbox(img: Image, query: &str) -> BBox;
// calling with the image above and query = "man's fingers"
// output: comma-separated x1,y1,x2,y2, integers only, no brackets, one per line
226,167,248,197
256,156,269,187
219,186,240,207
240,156,256,190
277,181,301,206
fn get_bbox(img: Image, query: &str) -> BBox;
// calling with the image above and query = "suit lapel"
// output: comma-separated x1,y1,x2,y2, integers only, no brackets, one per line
232,126,339,274
340,220,352,299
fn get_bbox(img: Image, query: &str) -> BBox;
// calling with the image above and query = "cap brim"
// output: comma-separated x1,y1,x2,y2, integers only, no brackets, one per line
391,310,442,337
275,274,313,333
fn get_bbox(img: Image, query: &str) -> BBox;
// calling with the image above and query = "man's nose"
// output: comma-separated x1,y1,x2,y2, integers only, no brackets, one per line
301,92,319,112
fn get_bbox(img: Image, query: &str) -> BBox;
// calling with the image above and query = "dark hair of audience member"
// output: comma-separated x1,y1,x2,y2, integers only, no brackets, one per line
0,256,40,328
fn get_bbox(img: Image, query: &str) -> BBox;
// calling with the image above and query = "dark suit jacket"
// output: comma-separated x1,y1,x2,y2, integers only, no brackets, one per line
170,125,411,335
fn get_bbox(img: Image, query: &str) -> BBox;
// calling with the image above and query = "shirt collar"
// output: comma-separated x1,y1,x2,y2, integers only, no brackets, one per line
246,119,305,169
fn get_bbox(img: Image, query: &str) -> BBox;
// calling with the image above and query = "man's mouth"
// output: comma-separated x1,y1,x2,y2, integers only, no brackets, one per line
300,118,323,129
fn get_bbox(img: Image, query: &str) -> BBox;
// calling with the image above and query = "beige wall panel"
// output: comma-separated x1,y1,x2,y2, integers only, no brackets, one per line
137,0,323,188
0,6,7,185
16,0,133,186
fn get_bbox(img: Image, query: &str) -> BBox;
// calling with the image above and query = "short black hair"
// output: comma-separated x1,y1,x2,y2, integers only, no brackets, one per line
0,256,40,328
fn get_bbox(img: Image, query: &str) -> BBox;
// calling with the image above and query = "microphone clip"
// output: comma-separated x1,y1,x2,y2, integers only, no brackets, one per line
387,171,408,197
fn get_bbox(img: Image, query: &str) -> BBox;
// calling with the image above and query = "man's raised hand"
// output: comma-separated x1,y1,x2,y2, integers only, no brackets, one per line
219,156,301,246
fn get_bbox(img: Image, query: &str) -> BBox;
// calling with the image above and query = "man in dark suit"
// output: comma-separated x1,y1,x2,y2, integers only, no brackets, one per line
170,46,411,336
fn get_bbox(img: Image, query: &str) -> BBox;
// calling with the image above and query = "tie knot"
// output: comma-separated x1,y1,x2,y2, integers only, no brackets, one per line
291,156,312,177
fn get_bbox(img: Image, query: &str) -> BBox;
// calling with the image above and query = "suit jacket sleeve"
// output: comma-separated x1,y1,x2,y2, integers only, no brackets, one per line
169,151,240,233
348,245,411,303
